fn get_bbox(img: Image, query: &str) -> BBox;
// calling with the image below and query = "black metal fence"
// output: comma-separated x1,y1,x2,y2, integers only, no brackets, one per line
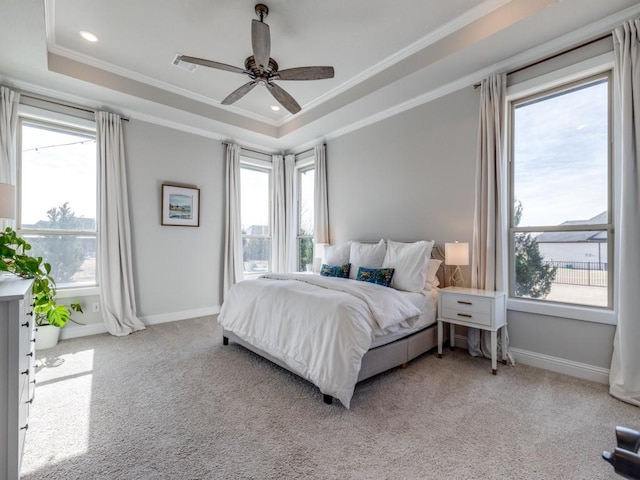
544,261,608,287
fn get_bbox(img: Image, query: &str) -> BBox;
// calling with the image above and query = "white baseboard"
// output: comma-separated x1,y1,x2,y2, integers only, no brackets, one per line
509,347,610,384
453,333,609,384
59,306,221,340
60,322,108,340
140,306,220,326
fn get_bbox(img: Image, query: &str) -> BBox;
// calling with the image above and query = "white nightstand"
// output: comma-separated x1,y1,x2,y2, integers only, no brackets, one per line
437,286,507,374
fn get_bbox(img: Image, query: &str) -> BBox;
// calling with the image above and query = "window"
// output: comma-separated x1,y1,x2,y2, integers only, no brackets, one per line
18,117,98,289
240,160,271,274
509,72,612,309
296,163,315,271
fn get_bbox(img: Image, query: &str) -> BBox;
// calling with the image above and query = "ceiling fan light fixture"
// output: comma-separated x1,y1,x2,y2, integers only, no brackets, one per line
79,30,98,43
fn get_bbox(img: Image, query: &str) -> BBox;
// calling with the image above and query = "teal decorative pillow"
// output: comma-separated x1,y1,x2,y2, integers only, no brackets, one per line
356,267,395,287
320,263,350,278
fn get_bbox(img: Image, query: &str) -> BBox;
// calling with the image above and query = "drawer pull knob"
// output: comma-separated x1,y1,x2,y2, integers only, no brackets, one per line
26,352,33,357
31,338,36,343
457,300,473,305
21,321,29,328
26,311,33,317
20,424,28,431
31,379,36,385
457,313,473,318
21,368,29,376
26,397,34,404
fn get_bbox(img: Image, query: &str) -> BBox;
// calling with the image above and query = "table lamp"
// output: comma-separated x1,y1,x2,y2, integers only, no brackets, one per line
445,241,469,287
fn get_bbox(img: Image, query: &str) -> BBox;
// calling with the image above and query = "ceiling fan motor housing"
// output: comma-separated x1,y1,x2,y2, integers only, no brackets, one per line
255,4,269,20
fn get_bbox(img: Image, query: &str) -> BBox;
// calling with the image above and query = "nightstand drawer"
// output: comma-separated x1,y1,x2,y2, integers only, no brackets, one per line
442,294,492,314
441,307,491,326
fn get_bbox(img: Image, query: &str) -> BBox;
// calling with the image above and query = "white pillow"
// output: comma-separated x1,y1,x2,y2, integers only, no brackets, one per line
426,259,442,284
424,259,442,291
349,240,386,279
323,242,351,265
382,240,434,292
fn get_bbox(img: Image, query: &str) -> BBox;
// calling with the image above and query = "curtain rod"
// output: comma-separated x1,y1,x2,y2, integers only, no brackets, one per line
293,147,314,157
222,142,272,157
473,32,612,88
20,92,129,121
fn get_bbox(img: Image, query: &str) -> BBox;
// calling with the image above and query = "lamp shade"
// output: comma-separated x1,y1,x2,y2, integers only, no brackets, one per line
0,183,15,220
445,241,469,266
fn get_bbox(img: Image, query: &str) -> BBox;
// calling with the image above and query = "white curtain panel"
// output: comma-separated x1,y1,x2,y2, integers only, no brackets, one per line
271,154,287,272
314,144,329,244
96,111,146,336
223,143,243,298
609,18,640,407
470,73,509,359
0,86,19,230
284,154,296,272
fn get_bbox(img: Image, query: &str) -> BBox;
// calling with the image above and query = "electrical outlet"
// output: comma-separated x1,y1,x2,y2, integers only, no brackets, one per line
91,302,100,313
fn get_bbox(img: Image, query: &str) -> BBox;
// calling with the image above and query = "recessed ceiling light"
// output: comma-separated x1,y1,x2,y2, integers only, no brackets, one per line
270,105,280,111
79,31,98,43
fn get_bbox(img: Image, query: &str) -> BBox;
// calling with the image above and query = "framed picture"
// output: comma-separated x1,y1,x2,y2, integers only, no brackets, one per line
161,184,200,227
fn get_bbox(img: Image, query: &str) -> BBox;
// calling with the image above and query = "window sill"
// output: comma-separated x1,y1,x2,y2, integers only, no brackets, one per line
507,298,617,325
56,286,100,299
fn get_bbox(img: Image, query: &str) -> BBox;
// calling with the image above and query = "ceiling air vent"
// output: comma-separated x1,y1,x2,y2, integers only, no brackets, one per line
172,54,197,72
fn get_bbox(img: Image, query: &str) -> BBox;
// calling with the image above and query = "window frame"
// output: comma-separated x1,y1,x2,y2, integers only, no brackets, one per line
16,110,99,294
239,155,273,276
295,157,315,272
506,54,617,325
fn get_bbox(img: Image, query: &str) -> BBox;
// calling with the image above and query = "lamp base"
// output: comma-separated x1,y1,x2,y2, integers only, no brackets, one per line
448,266,465,287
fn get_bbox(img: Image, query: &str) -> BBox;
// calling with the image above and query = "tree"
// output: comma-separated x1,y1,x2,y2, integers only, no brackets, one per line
29,203,88,284
514,200,557,298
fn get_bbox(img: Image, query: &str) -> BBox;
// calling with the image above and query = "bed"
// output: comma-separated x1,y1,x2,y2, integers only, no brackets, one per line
219,240,445,408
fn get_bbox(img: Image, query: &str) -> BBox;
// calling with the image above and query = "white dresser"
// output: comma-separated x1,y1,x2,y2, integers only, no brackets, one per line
0,278,34,480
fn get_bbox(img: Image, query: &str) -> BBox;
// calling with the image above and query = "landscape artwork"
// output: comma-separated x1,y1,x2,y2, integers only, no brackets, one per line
169,194,192,219
162,184,200,227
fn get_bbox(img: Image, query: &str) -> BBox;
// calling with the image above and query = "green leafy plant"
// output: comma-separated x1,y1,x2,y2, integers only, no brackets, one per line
0,227,83,327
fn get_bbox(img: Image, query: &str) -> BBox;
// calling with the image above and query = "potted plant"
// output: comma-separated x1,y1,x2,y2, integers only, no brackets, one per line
0,227,83,348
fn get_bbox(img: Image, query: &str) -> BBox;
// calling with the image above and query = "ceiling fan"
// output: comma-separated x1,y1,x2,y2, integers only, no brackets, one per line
177,4,335,115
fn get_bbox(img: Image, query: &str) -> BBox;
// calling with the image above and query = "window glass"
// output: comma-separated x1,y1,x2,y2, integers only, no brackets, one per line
19,120,97,288
513,79,609,227
240,165,271,273
510,74,611,308
297,165,314,272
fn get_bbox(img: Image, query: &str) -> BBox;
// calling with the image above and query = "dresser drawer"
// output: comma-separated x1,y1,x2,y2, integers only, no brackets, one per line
442,294,492,326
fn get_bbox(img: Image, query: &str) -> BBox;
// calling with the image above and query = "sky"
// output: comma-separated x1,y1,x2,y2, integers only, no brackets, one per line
513,78,609,227
20,122,97,226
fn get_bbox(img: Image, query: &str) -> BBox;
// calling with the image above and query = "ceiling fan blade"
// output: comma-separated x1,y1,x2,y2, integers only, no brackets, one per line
221,81,258,105
266,82,301,114
276,66,335,81
251,19,271,72
178,55,246,75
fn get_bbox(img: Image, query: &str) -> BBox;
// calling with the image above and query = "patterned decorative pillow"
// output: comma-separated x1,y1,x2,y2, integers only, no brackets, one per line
356,267,395,287
320,263,350,278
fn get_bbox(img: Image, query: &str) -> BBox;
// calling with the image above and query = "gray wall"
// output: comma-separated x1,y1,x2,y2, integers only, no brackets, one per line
124,120,225,318
326,86,615,371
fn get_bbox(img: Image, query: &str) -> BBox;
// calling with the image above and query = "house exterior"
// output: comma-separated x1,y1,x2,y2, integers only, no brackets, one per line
537,211,608,266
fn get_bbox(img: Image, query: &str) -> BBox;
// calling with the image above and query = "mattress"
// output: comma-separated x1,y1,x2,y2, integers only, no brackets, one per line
370,287,438,349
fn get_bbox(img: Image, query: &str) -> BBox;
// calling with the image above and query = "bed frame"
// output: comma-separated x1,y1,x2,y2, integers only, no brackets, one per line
222,322,446,404
222,245,447,405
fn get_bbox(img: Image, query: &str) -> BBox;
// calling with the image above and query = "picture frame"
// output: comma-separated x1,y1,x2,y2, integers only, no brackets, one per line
161,184,200,227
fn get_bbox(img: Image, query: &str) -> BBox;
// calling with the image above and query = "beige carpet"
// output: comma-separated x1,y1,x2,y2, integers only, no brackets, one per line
21,317,637,479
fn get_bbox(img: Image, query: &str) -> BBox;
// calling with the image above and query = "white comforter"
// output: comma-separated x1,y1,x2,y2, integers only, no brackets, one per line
218,273,421,408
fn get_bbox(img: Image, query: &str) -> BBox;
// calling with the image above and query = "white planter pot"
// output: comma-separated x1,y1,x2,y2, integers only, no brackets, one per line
35,324,61,350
